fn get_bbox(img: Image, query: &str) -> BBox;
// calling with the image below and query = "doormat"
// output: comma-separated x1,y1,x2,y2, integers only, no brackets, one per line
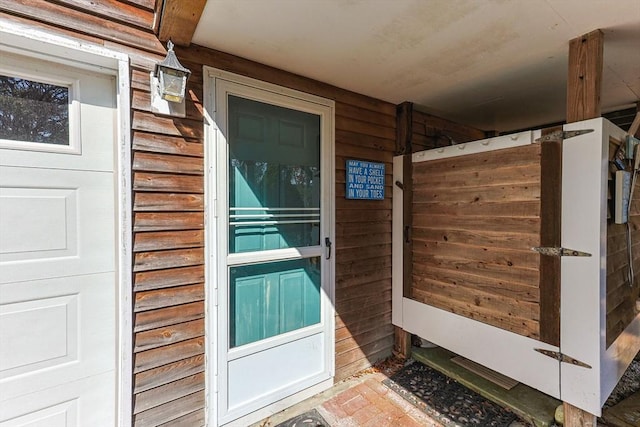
275,409,329,427
382,361,527,427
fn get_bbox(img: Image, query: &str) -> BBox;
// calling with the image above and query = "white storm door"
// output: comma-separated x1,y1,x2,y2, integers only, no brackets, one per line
0,52,118,426
211,74,335,425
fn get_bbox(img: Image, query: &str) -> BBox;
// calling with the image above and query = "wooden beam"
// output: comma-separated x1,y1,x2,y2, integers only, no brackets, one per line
563,30,603,427
393,326,411,359
158,0,207,46
629,102,640,137
567,29,604,123
563,403,596,427
396,102,413,155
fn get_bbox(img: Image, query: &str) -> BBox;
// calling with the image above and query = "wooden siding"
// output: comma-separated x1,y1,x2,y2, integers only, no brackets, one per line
0,1,396,423
607,137,640,347
411,109,487,152
175,45,397,383
411,144,544,339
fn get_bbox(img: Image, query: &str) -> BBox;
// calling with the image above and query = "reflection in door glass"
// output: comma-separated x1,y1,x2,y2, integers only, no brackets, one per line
229,257,321,348
0,75,69,145
228,95,320,253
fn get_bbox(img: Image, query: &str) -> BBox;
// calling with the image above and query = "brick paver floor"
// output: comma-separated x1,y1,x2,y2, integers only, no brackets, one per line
317,372,442,427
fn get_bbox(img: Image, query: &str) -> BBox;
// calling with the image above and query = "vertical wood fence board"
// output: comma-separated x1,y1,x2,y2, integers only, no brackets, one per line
539,128,563,346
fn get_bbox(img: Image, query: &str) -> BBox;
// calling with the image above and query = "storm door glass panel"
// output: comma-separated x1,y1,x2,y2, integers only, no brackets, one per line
228,95,320,253
0,75,69,145
230,257,321,347
227,94,323,348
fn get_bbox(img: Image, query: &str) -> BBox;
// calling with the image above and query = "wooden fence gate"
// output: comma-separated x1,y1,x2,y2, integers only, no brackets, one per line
392,118,640,415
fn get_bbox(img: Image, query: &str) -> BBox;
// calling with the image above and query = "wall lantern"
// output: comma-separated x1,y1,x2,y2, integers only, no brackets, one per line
150,40,191,117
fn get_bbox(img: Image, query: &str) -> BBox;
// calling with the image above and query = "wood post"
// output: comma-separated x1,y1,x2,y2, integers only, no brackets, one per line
396,102,413,155
563,402,596,427
567,30,604,123
562,29,604,427
393,326,411,359
630,102,640,137
394,106,414,360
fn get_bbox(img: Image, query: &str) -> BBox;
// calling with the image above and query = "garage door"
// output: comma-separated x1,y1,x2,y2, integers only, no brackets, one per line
0,52,118,426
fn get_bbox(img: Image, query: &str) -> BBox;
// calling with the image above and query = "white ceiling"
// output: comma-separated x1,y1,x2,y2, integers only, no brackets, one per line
193,0,640,132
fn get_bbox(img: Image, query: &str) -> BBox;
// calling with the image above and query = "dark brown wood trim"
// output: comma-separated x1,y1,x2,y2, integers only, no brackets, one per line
396,102,413,155
158,0,207,46
539,127,563,346
567,29,604,123
393,326,411,359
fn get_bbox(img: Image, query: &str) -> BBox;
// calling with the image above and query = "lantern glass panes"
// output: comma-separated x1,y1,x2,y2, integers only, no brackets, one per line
158,68,187,103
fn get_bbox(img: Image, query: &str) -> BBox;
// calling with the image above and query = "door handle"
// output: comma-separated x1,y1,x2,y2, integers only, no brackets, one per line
325,237,332,260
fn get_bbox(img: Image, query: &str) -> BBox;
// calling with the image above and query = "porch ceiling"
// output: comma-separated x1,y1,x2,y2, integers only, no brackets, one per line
192,0,640,132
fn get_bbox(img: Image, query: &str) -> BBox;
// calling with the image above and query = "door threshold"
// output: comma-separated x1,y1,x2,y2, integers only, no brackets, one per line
222,378,334,427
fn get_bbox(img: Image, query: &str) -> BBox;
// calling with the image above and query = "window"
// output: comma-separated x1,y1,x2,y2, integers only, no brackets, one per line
0,69,79,154
0,75,70,145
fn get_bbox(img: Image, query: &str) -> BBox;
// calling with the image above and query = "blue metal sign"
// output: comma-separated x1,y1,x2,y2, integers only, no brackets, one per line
346,159,385,200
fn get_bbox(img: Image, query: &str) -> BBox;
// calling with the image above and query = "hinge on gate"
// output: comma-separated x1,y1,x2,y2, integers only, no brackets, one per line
534,129,593,143
532,246,592,257
534,348,592,369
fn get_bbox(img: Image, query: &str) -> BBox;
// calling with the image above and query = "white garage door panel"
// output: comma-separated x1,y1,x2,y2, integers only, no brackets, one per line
0,188,76,257
0,272,115,401
0,51,115,173
0,400,77,427
0,294,77,376
0,50,118,427
0,370,115,426
0,166,114,283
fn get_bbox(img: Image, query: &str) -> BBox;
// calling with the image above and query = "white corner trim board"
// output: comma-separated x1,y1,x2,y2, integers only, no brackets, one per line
412,130,537,162
392,155,404,327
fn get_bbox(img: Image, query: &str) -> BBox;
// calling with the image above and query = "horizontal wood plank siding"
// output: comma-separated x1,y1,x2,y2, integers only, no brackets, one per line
0,0,164,53
53,0,155,30
175,44,397,382
0,2,397,422
411,143,543,339
411,109,486,152
606,137,640,347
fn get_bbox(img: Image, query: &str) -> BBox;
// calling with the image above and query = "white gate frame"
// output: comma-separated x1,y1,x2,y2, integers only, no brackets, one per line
561,118,640,414
393,118,640,416
392,130,561,399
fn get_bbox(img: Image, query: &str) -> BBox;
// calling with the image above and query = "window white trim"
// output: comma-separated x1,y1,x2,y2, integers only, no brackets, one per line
0,57,82,154
0,22,133,427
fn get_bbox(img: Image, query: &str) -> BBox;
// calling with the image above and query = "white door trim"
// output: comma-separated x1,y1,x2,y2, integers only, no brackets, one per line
0,21,133,427
203,67,336,427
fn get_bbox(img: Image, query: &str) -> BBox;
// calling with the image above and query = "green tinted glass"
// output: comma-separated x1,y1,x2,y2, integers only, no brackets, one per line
228,95,320,253
229,257,321,348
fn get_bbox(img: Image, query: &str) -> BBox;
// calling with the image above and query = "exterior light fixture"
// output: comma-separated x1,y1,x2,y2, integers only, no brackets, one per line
151,40,191,117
